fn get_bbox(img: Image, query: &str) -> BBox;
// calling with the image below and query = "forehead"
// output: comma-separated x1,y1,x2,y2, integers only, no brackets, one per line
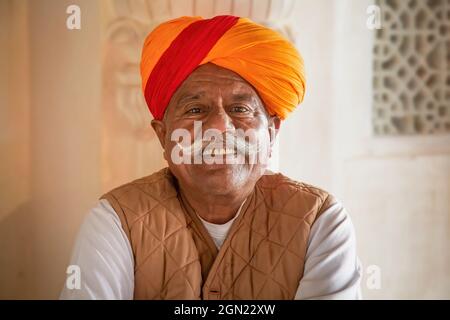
174,63,259,98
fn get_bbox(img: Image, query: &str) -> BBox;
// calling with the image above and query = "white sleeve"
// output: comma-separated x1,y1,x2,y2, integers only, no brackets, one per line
295,200,363,300
60,199,135,300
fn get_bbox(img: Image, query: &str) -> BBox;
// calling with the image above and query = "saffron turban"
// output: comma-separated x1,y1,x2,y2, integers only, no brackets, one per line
140,15,305,120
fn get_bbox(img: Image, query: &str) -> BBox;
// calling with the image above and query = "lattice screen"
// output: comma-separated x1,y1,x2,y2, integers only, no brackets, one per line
373,0,450,135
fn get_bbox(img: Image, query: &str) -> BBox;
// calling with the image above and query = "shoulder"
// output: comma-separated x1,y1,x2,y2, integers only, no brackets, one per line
101,168,175,201
67,199,133,268
98,168,181,235
256,171,336,216
60,199,134,299
297,199,362,299
309,200,356,244
78,199,126,240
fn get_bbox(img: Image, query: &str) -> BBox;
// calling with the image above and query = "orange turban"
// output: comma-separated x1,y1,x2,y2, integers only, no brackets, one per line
140,15,305,120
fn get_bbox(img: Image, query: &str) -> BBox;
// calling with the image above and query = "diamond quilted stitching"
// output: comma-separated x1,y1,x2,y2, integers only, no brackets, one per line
267,212,303,246
143,206,184,241
230,265,268,299
249,240,285,274
105,168,331,300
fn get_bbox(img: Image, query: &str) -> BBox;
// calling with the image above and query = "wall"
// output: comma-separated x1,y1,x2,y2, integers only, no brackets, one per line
330,0,450,298
0,0,102,298
0,0,33,298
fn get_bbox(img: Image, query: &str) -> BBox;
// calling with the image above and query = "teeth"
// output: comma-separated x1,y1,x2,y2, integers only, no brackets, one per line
203,148,235,156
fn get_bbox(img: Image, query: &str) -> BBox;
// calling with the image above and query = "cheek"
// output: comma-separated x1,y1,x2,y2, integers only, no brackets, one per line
166,121,198,141
241,117,271,143
253,121,273,160
162,127,179,162
164,125,197,165
257,129,272,154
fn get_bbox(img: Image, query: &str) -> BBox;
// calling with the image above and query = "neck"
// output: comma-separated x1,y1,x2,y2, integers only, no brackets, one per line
178,182,254,224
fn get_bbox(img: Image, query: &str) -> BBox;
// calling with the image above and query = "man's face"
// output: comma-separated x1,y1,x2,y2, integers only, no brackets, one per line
152,63,280,196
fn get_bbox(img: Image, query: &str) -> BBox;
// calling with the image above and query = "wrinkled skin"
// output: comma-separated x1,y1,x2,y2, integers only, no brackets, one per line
151,63,280,224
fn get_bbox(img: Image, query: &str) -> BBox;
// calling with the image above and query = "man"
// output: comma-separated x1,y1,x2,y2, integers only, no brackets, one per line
61,15,361,300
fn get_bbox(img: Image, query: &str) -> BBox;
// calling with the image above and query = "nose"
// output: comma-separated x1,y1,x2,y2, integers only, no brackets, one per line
204,108,234,133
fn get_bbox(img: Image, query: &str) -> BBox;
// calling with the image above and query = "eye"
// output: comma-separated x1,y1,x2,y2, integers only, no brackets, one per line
186,106,203,114
230,105,250,113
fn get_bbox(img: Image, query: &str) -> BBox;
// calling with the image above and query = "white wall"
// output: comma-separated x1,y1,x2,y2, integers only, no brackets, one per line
0,0,103,299
29,0,103,298
278,0,450,299
279,0,336,191
333,0,450,299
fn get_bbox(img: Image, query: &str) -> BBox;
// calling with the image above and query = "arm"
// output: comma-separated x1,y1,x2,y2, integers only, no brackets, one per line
295,200,362,300
60,199,134,300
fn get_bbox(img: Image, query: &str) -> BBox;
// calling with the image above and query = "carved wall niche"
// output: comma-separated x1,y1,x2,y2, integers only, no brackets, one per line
101,16,163,191
373,0,450,135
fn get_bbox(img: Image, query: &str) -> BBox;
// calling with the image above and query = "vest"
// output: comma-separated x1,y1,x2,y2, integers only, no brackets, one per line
101,168,335,299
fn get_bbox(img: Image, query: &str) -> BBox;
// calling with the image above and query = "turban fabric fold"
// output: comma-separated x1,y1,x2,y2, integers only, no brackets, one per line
140,15,305,120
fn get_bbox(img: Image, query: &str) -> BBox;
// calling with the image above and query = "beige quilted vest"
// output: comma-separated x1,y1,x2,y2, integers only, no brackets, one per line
101,168,335,300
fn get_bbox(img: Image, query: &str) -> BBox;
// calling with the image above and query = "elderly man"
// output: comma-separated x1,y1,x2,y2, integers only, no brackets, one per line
61,15,361,300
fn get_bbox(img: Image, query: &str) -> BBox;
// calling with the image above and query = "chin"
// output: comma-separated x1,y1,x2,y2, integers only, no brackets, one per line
193,164,248,191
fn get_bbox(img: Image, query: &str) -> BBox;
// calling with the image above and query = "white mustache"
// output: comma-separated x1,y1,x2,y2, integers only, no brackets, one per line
176,133,261,157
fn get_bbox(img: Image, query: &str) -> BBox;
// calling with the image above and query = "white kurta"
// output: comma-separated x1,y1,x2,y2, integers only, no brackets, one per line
60,198,362,300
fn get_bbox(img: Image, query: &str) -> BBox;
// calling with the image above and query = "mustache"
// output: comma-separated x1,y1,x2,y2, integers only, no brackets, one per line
175,132,262,157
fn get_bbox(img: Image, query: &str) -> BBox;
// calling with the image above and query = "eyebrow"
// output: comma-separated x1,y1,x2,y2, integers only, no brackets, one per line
177,91,206,105
176,90,255,105
231,92,254,101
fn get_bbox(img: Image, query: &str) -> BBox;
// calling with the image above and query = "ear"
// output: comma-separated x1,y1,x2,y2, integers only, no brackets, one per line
151,119,167,150
268,116,281,148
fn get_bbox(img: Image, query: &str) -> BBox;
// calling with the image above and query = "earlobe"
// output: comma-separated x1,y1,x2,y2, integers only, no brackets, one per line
272,116,281,131
268,116,281,146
